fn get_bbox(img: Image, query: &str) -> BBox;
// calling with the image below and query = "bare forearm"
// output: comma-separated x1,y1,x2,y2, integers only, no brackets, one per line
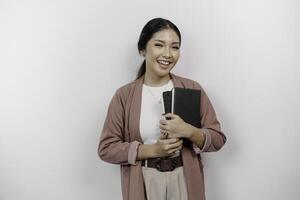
186,125,206,149
136,144,158,160
137,138,183,160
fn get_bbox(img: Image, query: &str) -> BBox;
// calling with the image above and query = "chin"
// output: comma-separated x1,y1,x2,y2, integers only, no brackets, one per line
156,70,172,78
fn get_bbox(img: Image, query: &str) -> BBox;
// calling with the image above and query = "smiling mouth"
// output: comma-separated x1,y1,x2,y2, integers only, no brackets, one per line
157,60,172,68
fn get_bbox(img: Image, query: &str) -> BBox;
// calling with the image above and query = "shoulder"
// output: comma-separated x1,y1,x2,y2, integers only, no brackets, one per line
112,78,140,101
117,79,139,93
172,73,204,91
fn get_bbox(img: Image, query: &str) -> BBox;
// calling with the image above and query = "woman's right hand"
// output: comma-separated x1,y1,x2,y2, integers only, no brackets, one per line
153,137,183,158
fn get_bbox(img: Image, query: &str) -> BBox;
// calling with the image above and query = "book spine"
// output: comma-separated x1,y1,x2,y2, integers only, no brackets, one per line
171,88,175,114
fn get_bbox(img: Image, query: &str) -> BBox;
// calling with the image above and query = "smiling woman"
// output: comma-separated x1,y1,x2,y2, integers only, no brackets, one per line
98,18,227,200
140,29,180,85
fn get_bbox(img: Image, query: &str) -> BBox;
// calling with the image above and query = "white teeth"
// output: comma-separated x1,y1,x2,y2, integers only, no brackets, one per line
158,60,170,65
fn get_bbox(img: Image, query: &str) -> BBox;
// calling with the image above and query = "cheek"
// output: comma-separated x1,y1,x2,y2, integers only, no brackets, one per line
173,52,180,61
171,49,179,56
146,50,160,60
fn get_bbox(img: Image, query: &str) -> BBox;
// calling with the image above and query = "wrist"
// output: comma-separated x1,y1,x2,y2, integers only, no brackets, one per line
138,143,159,159
137,144,154,160
150,143,159,158
188,128,206,148
185,123,195,139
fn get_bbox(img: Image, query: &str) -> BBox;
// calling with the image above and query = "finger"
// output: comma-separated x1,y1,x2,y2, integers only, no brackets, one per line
177,143,183,150
167,144,182,154
159,119,167,125
160,130,169,138
173,146,182,153
159,126,169,132
159,132,168,139
173,144,183,152
173,140,183,147
161,138,178,144
159,124,168,130
164,113,176,119
166,134,180,139
165,139,183,149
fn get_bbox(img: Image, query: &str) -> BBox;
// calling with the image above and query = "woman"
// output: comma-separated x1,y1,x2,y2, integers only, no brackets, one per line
98,18,227,200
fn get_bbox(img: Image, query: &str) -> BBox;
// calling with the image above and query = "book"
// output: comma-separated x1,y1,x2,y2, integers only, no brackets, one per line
162,87,201,145
162,87,201,128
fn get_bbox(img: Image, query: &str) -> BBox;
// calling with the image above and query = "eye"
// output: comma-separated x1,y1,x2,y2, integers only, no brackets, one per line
172,46,180,50
154,43,163,47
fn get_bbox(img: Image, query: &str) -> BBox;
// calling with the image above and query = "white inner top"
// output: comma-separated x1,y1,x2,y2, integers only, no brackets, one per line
140,79,174,144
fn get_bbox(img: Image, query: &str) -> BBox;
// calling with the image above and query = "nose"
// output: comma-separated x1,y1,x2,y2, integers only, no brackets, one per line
163,47,172,58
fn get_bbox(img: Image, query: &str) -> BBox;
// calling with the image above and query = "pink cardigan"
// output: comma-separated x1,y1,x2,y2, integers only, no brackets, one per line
98,73,226,200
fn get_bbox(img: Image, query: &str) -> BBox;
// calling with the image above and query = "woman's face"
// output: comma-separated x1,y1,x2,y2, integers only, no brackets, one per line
142,28,180,78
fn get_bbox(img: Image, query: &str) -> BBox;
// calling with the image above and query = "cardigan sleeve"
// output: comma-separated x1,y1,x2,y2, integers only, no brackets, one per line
192,81,227,152
98,88,141,165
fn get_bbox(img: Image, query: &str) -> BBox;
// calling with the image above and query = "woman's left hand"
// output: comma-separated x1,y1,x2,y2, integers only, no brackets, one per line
159,113,192,139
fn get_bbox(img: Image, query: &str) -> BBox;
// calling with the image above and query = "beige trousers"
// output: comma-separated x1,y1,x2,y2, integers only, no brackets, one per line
142,166,188,200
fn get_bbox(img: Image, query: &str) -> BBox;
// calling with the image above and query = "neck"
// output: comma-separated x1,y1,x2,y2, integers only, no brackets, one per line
144,72,171,87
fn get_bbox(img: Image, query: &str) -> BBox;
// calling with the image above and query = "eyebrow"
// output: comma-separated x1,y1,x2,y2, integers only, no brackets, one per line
154,40,180,45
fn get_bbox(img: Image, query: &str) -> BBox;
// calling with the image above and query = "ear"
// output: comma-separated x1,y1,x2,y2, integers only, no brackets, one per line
139,50,146,57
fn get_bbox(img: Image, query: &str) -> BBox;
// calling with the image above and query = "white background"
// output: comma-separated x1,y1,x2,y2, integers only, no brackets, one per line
1,0,299,200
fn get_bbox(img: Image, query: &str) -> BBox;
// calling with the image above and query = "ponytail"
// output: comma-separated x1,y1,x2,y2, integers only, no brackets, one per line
135,60,146,80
